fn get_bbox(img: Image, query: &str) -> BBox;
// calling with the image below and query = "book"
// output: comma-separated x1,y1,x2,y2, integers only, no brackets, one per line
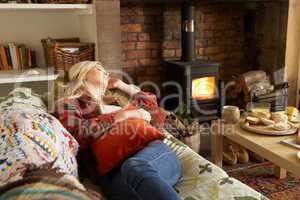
27,50,32,68
0,45,9,70
24,48,29,68
31,50,36,67
0,43,35,70
4,45,12,69
14,44,21,70
0,53,3,70
8,43,16,70
19,45,26,69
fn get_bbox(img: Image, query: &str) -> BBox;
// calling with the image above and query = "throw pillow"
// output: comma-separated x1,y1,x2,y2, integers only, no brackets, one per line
91,119,165,175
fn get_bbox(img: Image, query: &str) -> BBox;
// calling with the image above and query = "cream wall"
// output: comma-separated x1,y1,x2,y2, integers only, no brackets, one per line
0,12,81,67
0,10,98,68
285,0,300,106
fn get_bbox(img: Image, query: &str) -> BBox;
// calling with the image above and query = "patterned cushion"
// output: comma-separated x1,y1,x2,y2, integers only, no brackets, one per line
0,87,47,112
0,87,79,187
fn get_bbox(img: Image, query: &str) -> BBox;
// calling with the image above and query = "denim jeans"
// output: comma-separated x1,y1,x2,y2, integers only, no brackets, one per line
99,140,182,200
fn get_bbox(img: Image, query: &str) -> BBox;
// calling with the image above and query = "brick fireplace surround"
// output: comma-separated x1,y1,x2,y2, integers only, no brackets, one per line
96,0,288,155
119,0,288,92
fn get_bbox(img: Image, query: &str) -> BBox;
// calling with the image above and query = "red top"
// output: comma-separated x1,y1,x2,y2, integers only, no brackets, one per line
54,91,166,149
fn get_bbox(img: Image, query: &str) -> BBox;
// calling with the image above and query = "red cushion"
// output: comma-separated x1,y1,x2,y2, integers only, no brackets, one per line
91,119,165,175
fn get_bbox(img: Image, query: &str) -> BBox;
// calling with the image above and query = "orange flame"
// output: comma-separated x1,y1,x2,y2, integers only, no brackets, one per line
192,77,216,100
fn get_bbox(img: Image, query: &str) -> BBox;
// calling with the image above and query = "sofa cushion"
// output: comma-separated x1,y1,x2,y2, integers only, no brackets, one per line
0,87,79,187
163,131,228,183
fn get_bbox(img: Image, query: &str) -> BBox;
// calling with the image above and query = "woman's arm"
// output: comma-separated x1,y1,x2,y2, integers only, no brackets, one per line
108,78,140,97
130,91,167,129
107,77,167,128
55,99,152,148
55,99,118,148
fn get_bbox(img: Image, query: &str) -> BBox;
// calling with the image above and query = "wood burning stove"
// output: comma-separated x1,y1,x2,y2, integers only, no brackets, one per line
164,0,224,122
164,60,223,122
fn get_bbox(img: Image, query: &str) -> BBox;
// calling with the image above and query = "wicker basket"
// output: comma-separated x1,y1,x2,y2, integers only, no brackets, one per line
182,120,201,154
54,42,95,72
41,37,80,68
182,133,201,154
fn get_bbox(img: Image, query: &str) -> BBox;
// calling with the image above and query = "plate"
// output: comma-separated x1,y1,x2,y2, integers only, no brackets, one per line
297,151,300,160
240,122,298,136
281,138,300,149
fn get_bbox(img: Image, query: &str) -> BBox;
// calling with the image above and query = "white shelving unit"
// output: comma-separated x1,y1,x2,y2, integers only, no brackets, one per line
0,3,98,67
0,3,94,14
0,68,58,84
0,3,90,9
0,3,98,104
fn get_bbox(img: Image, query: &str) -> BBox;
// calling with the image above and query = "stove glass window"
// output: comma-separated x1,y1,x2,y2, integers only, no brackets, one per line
192,76,216,100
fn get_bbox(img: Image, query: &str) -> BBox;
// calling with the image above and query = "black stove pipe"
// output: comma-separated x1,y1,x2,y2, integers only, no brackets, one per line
181,0,196,62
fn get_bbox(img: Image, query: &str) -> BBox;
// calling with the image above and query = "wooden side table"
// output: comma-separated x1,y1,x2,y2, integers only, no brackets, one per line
211,120,300,179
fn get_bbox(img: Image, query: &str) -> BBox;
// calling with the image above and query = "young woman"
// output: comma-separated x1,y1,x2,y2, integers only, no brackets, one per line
54,61,181,200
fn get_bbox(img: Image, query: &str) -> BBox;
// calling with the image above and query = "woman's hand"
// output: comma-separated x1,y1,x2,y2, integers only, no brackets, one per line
135,109,151,122
114,109,151,123
107,77,123,89
108,77,140,97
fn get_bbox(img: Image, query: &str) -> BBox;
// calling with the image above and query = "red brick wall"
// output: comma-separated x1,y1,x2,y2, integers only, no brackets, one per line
121,4,163,87
121,2,252,87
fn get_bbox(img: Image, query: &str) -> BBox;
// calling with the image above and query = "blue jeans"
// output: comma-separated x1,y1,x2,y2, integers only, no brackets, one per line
99,140,182,200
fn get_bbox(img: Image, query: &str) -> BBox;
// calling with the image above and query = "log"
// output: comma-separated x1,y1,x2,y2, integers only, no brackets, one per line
241,70,267,87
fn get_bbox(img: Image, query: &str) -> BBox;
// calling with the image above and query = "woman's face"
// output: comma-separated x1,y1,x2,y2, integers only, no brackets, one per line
85,66,109,90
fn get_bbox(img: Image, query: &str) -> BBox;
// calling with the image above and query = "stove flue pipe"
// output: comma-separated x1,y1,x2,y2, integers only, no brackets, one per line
181,0,196,62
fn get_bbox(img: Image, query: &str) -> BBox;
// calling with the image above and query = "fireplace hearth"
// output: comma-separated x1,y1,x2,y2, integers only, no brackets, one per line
163,0,224,122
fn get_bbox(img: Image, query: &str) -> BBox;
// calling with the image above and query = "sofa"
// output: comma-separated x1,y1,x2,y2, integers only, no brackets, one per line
0,87,268,200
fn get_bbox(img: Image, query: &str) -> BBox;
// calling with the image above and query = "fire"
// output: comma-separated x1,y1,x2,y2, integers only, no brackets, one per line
192,77,216,100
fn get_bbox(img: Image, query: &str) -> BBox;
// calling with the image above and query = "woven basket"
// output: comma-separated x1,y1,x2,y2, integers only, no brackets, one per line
182,133,201,154
41,37,80,68
54,42,95,72
182,119,201,154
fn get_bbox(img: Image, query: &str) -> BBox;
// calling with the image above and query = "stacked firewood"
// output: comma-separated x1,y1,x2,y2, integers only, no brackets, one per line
226,70,288,112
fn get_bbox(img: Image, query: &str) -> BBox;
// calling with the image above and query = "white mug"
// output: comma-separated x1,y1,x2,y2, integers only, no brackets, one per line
222,106,240,124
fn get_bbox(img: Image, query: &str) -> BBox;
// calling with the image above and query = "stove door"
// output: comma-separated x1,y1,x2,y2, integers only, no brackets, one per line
192,76,217,100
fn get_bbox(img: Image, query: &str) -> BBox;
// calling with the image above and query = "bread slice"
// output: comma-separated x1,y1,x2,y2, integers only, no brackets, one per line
246,116,260,125
250,111,271,119
260,118,275,126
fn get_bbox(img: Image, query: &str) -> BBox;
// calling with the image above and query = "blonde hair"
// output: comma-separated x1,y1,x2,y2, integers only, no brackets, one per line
64,61,106,99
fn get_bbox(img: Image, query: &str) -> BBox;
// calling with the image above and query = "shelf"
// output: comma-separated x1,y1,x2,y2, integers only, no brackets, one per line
0,68,59,84
0,3,93,14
